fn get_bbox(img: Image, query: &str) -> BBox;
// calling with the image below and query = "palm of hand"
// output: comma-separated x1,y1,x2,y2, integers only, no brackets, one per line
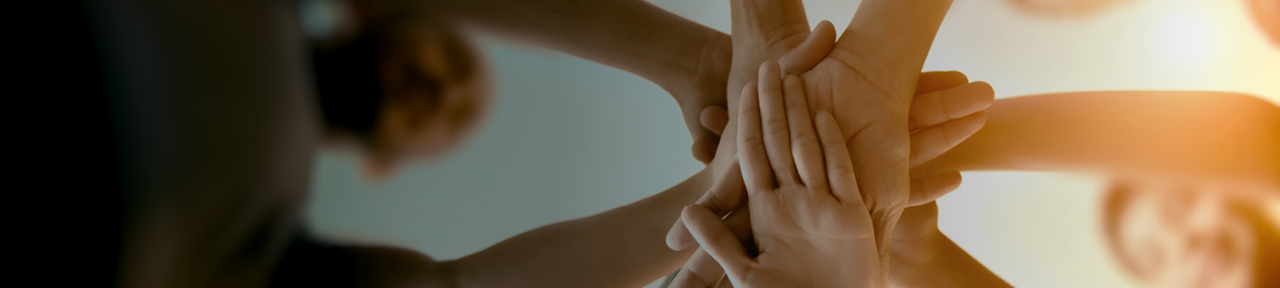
743,184,879,288
800,55,915,248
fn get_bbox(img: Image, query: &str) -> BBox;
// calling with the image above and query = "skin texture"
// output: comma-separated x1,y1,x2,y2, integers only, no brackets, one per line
666,69,996,288
886,202,1013,288
680,91,1280,288
673,1,959,279
683,62,882,288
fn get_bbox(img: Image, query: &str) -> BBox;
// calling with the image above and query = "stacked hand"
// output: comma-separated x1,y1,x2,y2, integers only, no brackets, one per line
681,60,883,288
667,0,990,284
672,2,962,281
668,59,990,287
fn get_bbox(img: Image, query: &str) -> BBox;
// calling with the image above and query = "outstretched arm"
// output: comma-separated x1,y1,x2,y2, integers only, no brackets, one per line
445,167,718,288
897,91,1280,288
914,91,1280,188
386,0,733,159
295,166,724,288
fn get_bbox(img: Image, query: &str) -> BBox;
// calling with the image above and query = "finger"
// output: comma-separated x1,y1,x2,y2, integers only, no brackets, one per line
701,106,730,136
691,136,719,165
909,111,986,167
908,171,962,207
714,277,735,288
909,81,994,130
670,203,753,288
783,75,825,190
757,61,799,185
667,162,747,250
682,205,752,280
669,248,721,288
779,20,836,75
814,110,864,207
914,71,969,95
737,81,775,192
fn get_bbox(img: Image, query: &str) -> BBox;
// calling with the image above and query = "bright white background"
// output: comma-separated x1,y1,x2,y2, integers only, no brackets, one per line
306,0,1280,287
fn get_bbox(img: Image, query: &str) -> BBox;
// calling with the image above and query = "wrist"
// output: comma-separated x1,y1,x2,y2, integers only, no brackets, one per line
664,31,731,106
888,233,943,288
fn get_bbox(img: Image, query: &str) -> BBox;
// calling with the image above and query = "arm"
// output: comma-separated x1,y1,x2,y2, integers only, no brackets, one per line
449,167,718,288
889,203,1010,288
899,91,1280,287
323,166,724,288
393,0,733,157
914,91,1280,187
891,234,1010,288
411,0,730,96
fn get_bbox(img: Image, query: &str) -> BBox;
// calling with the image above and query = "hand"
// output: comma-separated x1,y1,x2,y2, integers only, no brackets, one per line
682,61,880,288
679,35,734,164
886,201,945,287
722,0,957,274
666,70,989,288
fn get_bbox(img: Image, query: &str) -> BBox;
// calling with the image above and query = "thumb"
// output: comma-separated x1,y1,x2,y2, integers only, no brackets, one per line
667,161,747,250
778,20,836,75
908,171,963,206
682,204,752,283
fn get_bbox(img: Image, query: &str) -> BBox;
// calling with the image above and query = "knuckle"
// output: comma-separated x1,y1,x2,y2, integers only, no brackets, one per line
829,163,856,179
791,135,820,151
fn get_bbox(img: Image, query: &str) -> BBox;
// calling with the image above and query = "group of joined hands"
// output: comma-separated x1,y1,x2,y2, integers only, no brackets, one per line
659,0,993,287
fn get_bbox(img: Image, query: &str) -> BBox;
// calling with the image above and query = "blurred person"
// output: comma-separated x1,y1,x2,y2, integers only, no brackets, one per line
301,0,735,176
92,1,994,288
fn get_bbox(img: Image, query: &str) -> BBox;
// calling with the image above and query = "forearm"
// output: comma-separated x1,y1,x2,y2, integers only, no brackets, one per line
891,235,1009,288
448,168,716,288
915,91,1280,187
412,0,730,95
840,0,955,94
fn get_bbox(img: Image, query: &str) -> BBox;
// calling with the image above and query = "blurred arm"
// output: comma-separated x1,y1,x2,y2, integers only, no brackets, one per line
316,168,718,288
915,91,1280,187
447,168,715,288
405,0,731,99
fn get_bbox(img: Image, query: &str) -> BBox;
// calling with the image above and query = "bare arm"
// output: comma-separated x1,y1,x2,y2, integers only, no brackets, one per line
409,0,730,96
899,235,1010,288
898,91,1280,288
448,168,716,288
394,0,732,154
889,203,1010,288
326,167,722,288
915,91,1280,187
